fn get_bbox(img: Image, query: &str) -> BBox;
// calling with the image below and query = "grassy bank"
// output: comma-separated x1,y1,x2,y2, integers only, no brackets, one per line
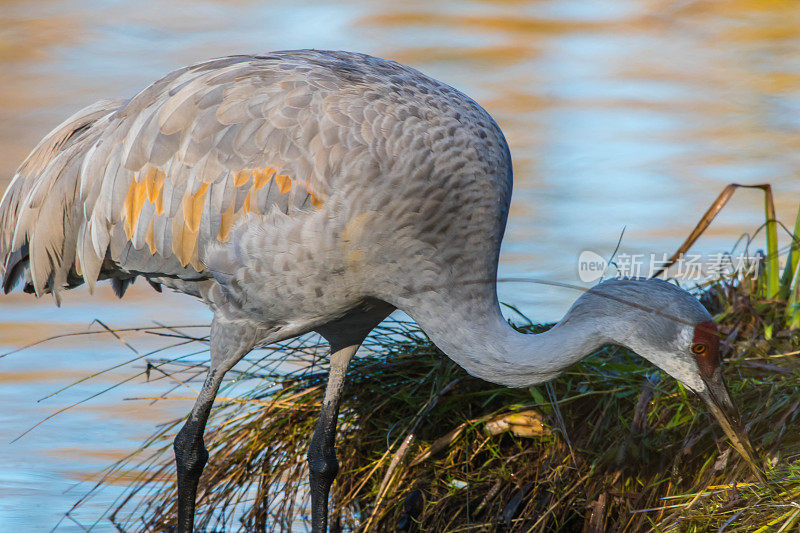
70,187,800,532
71,284,799,532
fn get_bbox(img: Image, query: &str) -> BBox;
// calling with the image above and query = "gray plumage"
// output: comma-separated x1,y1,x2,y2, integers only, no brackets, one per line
0,50,759,532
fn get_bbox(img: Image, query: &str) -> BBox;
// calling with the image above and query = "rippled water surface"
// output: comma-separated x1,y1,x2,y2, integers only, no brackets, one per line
1,0,800,529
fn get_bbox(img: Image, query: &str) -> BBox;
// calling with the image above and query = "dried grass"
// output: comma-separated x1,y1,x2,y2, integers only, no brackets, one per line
60,185,800,531
61,278,800,532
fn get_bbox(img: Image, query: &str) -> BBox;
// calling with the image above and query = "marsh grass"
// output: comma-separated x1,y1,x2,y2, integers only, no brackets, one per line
60,185,800,531
62,277,800,532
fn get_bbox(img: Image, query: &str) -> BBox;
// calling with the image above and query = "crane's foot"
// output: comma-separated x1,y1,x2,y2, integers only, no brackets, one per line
307,423,339,532
174,420,209,533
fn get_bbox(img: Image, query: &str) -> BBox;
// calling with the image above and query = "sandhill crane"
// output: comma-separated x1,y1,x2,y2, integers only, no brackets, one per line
0,50,761,532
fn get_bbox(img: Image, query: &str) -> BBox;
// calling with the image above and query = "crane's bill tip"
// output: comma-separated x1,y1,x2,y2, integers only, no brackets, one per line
698,374,766,482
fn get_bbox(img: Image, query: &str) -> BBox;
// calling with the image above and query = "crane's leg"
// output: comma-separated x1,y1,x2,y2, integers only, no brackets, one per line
173,319,257,533
308,342,360,533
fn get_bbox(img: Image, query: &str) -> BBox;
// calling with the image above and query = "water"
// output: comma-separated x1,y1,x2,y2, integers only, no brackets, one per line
1,0,800,529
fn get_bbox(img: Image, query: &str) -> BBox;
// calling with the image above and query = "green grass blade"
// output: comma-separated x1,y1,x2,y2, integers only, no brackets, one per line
779,202,800,300
763,186,780,299
787,266,800,329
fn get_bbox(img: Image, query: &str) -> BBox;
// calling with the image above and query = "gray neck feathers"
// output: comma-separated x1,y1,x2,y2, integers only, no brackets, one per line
399,291,608,387
399,278,703,388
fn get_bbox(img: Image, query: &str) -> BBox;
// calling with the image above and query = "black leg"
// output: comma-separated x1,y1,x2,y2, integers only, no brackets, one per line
174,370,221,532
174,319,256,533
308,343,359,533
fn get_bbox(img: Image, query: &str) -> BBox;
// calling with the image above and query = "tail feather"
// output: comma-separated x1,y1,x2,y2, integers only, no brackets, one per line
2,244,28,294
0,99,124,300
111,276,135,298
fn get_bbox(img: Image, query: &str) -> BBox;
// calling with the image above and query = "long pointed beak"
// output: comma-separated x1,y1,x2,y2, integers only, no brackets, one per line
697,368,767,482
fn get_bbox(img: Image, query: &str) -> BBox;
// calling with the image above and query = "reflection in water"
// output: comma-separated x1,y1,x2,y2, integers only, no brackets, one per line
0,0,799,529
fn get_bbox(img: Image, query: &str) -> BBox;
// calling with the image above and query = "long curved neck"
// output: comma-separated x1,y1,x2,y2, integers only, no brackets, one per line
401,292,609,387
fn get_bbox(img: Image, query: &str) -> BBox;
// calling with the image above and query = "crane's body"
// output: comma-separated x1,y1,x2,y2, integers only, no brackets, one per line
0,50,762,532
0,50,508,342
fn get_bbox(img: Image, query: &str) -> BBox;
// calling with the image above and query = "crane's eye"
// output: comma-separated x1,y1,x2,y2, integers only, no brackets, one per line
691,343,707,355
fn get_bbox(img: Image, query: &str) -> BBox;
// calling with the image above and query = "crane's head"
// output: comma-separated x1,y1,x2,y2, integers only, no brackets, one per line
577,278,764,478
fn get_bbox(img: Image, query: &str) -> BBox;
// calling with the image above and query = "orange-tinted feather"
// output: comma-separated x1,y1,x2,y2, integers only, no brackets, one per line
254,167,274,190
234,170,252,188
145,215,157,254
275,174,291,194
307,185,323,208
123,179,148,240
183,185,207,233
193,182,210,199
171,211,197,267
156,185,164,215
243,189,252,213
217,201,236,242
145,167,165,204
